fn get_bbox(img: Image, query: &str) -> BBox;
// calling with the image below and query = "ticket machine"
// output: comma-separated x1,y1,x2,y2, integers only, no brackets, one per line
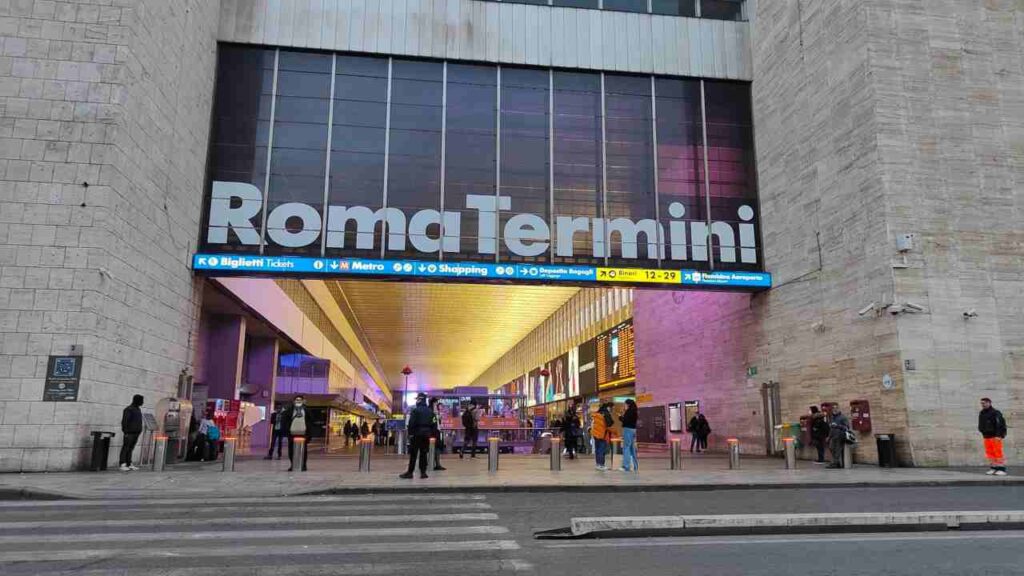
155,397,193,464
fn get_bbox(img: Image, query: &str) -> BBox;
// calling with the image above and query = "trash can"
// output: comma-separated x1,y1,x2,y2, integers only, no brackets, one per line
90,431,116,471
875,434,897,468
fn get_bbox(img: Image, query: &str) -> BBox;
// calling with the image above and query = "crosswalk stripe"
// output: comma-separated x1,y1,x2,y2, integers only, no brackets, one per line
17,559,536,576
0,524,508,545
0,502,492,520
0,493,486,509
0,512,500,531
0,539,521,563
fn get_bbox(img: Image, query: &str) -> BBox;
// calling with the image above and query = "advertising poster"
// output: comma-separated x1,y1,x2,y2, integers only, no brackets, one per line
528,367,542,407
568,346,580,397
578,338,597,396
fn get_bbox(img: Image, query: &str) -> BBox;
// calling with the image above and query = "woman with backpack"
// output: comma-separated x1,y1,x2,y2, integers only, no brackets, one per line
592,402,614,471
196,410,220,462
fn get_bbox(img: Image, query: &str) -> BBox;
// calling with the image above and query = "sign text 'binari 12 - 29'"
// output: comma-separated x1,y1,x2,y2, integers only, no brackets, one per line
207,181,759,264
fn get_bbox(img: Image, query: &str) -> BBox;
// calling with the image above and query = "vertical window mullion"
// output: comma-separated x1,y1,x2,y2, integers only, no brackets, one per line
259,48,280,255
320,54,337,256
699,78,714,270
600,72,609,266
380,57,394,260
495,65,502,263
548,68,555,264
651,75,661,267
440,62,448,262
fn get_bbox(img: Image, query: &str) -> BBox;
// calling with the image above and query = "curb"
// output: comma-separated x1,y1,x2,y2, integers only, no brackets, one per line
565,511,1024,538
0,487,71,501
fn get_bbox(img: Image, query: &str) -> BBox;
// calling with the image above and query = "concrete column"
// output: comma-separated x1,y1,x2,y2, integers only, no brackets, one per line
205,315,247,401
245,337,279,449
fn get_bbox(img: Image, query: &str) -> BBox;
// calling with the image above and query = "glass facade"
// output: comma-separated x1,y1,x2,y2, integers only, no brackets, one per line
203,46,762,272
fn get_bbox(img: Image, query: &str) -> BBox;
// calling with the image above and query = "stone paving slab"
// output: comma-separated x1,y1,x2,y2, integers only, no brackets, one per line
0,452,1017,500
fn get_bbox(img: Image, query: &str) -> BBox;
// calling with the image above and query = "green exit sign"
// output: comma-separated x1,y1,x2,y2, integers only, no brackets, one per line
747,366,758,377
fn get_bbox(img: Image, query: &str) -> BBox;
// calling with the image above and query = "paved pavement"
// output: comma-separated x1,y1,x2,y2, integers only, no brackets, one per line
0,451,1016,500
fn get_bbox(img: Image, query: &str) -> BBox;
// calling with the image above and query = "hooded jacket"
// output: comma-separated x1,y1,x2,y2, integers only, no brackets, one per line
121,396,143,434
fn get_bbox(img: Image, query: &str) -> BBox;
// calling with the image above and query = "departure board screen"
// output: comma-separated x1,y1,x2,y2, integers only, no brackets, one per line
596,320,635,387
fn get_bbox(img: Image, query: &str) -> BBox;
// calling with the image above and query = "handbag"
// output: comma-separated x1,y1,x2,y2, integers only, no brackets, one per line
844,429,857,444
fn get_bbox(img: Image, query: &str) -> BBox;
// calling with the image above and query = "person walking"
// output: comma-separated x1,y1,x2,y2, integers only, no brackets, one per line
619,399,639,472
562,403,581,460
284,396,309,472
400,393,433,479
696,413,711,452
343,421,353,448
360,420,370,440
827,406,852,469
979,397,1008,476
430,397,447,471
809,406,830,464
264,406,285,460
119,394,144,471
370,421,380,445
687,414,701,453
460,404,478,459
350,421,362,445
592,402,614,471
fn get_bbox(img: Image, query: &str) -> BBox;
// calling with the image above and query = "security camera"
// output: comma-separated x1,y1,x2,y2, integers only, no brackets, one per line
858,302,877,316
903,302,926,312
963,309,978,319
887,305,905,315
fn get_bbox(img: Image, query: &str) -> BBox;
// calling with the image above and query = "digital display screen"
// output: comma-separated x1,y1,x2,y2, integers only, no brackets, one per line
597,320,635,388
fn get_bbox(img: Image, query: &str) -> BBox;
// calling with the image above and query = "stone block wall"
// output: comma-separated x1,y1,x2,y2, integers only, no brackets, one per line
866,0,1023,466
0,0,220,471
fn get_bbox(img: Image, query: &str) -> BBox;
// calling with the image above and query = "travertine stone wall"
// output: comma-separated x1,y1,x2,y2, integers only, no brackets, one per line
0,0,219,471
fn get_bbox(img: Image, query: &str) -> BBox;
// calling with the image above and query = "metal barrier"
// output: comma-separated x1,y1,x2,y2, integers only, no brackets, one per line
291,437,306,472
222,437,236,472
427,437,436,468
670,438,682,470
396,429,408,455
728,438,740,469
843,443,853,469
358,439,372,472
152,435,167,472
783,437,796,469
609,438,621,469
487,436,499,472
549,437,561,471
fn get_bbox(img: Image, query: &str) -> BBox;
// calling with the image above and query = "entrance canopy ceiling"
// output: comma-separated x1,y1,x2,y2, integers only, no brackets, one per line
331,280,579,393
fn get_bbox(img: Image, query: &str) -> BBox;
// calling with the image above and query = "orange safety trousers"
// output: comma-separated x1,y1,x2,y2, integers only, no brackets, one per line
984,437,1005,466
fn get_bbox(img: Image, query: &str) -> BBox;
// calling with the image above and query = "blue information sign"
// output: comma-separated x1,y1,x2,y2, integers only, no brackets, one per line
192,254,771,290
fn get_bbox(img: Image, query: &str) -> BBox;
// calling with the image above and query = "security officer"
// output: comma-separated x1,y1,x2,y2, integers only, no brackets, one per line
400,393,434,479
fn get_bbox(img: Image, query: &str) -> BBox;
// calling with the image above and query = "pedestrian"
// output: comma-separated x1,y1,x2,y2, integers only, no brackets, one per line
592,402,614,471
687,414,700,453
264,406,285,460
400,393,433,479
697,413,711,452
360,420,370,440
430,397,446,471
827,406,852,469
371,421,379,445
978,397,1008,476
343,421,352,447
350,420,362,445
460,403,478,459
619,399,638,472
809,406,830,464
196,409,220,462
284,395,309,472
562,403,581,460
119,394,144,471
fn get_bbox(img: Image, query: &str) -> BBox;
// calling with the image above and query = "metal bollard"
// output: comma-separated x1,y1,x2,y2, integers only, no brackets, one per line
487,436,499,472
670,438,682,470
609,438,620,469
843,443,853,469
152,435,167,472
783,437,796,470
550,437,562,471
428,437,436,469
358,439,372,472
291,437,306,472
728,438,740,469
222,437,236,472
396,429,408,455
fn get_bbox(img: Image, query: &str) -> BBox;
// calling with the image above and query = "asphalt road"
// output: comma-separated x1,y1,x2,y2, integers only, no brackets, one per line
0,486,1022,575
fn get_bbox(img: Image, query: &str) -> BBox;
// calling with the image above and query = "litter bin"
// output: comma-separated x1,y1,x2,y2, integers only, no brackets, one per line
90,431,116,471
875,434,897,468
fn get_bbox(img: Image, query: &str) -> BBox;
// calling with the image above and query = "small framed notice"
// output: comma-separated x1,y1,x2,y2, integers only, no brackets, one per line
42,356,82,402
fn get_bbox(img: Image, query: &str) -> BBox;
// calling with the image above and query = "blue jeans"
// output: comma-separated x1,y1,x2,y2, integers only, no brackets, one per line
622,428,637,471
594,438,608,467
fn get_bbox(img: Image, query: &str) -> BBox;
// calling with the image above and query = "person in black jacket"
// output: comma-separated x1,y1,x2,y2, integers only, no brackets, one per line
282,396,310,472
979,398,1008,476
400,393,434,479
619,399,639,472
562,403,581,460
264,406,285,460
119,394,144,471
429,397,446,471
827,408,852,469
809,406,830,463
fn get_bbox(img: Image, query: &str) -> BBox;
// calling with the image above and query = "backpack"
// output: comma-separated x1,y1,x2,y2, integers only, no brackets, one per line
206,424,221,442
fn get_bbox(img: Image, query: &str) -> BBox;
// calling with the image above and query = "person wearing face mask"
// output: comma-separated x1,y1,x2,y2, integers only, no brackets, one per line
283,396,310,472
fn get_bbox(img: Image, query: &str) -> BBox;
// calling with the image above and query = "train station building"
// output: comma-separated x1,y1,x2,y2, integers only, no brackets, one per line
0,0,1020,471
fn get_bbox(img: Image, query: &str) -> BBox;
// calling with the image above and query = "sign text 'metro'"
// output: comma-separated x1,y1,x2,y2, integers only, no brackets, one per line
207,181,759,265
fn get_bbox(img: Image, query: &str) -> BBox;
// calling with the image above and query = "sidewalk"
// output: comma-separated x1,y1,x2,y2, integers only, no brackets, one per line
0,452,1018,500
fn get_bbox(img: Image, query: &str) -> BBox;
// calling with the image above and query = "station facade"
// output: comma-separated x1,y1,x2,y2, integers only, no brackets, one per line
0,0,1020,470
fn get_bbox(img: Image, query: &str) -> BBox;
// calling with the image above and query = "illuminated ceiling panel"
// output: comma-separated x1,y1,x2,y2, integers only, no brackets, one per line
330,280,579,393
